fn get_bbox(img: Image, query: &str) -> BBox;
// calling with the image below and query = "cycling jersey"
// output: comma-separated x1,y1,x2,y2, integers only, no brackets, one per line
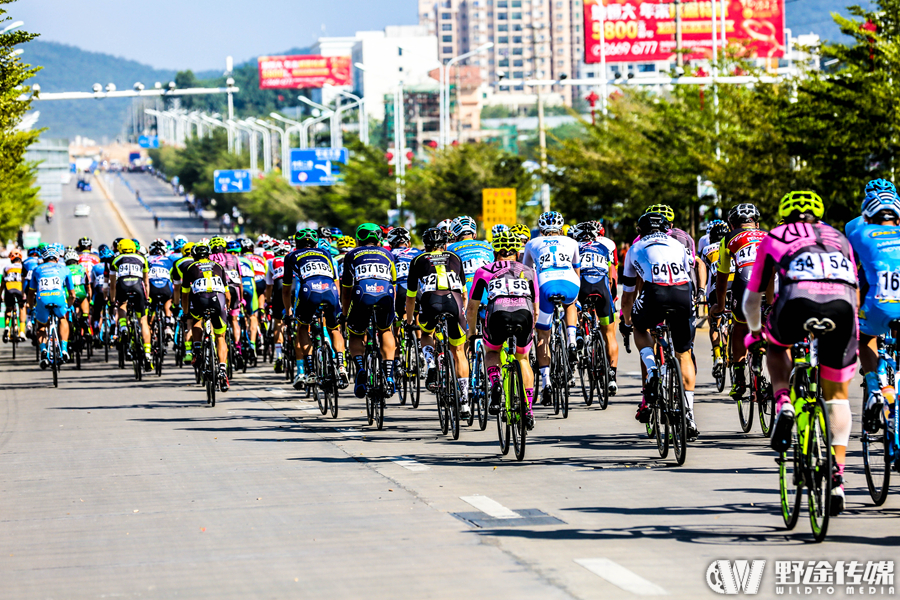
718,227,766,322
248,253,267,296
171,255,194,287
391,247,423,291
112,253,148,286
210,251,242,288
2,263,24,294
265,256,286,318
634,228,695,263
149,255,175,293
22,256,39,282
846,216,900,337
78,252,99,270
27,261,73,323
181,258,228,334
700,241,733,297
90,263,109,294
407,250,467,345
448,238,494,295
341,245,396,335
578,240,615,322
470,260,538,355
749,221,858,382
522,235,581,330
67,263,89,301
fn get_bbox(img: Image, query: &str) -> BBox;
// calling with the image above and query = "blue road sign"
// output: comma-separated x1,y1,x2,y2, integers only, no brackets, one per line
289,148,349,187
138,135,159,149
214,169,253,193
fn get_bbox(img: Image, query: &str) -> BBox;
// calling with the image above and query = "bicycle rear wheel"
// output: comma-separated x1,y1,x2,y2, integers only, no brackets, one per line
756,355,775,437
737,386,753,433
74,330,82,370
654,376,669,459
778,426,802,530
578,332,592,406
155,314,164,377
50,334,59,388
475,344,489,431
446,343,460,440
862,422,890,506
807,396,832,542
714,342,727,393
409,334,421,409
497,366,511,455
668,357,688,466
595,334,610,410
510,361,527,461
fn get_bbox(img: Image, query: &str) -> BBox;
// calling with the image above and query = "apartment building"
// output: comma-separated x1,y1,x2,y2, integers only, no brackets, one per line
418,0,586,106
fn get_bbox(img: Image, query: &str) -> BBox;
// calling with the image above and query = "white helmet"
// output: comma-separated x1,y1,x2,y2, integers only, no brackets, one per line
436,219,453,234
450,215,477,238
537,211,564,233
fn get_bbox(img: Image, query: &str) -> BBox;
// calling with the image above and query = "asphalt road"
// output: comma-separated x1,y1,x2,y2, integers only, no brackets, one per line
6,184,898,599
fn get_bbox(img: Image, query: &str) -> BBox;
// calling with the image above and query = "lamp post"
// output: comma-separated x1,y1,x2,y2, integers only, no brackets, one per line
270,113,306,149
229,119,258,172
300,110,334,149
1,20,24,34
243,119,272,172
352,63,370,145
440,42,493,147
298,96,335,147
256,119,288,178
325,83,367,145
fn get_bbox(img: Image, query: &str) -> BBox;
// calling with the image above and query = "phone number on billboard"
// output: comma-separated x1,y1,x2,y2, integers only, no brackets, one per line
603,40,660,56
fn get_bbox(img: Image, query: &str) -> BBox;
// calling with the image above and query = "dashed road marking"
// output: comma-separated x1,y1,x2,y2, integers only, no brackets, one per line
575,558,668,596
267,388,287,395
336,428,361,437
391,457,430,472
459,495,520,519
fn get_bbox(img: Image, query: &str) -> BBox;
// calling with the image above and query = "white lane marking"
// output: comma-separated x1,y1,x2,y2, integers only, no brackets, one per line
392,457,430,472
336,428,361,437
267,387,287,395
459,495,521,519
574,558,668,596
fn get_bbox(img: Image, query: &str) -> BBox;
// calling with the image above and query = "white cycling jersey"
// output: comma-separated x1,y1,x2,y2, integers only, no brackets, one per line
622,232,693,292
522,235,581,286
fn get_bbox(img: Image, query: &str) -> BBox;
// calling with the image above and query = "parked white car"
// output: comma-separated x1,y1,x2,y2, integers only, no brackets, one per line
74,204,91,217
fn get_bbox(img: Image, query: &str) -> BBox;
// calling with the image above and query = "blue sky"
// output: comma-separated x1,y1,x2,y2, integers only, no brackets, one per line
10,0,418,70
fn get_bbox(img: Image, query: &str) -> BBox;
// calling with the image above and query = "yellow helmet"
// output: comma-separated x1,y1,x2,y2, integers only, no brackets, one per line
561,224,571,236
337,235,356,250
645,204,675,222
117,239,136,254
778,191,824,221
491,230,522,255
181,242,195,256
509,223,531,241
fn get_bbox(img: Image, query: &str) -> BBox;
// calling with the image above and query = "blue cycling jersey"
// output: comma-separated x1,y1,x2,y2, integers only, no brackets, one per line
391,247,423,290
27,261,73,299
148,255,175,292
847,216,900,309
578,240,613,285
448,239,493,299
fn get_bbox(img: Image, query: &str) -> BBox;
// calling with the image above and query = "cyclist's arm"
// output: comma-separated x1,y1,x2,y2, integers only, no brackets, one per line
64,273,75,306
281,282,293,318
620,248,639,326
714,238,730,311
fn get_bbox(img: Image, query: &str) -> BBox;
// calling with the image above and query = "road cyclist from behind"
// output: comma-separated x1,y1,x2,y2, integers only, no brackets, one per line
522,211,581,406
448,215,494,295
845,179,900,438
148,239,176,341
63,250,92,340
265,241,289,372
466,230,539,428
341,223,398,399
283,228,348,389
171,242,196,362
209,237,245,368
2,249,27,343
386,227,422,327
109,239,153,371
181,242,231,391
697,220,732,372
76,237,99,271
25,245,75,368
235,238,261,358
744,191,858,514
620,211,700,439
89,245,114,343
713,204,767,401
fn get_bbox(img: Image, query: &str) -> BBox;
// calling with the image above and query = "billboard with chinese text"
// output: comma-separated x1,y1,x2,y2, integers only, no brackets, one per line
584,0,784,63
258,55,352,89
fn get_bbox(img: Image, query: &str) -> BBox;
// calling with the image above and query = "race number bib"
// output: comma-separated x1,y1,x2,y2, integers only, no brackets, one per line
462,257,489,275
355,262,392,281
272,265,284,279
395,261,410,279
876,270,900,301
580,252,609,275
71,272,84,286
38,276,62,292
538,247,573,270
240,262,255,278
117,263,143,278
191,275,226,294
487,277,531,299
5,271,21,282
419,271,463,293
734,244,758,269
226,269,240,283
649,261,690,285
149,266,171,280
786,252,855,284
300,260,333,279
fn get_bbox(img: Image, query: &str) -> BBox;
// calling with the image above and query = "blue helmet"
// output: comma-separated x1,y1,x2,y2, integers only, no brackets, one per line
865,178,897,195
41,245,59,260
226,240,241,253
98,244,114,261
173,238,186,251
862,187,900,220
328,227,343,238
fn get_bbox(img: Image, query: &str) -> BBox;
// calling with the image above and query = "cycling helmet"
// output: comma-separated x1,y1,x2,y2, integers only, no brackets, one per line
865,178,897,195
27,247,39,257
209,236,226,250
118,239,137,254
8,249,22,261
328,227,343,239
491,230,521,255
337,235,356,250
173,238,187,251
98,244,114,261
595,219,606,237
422,227,449,251
862,187,900,220
707,220,730,244
77,236,92,250
273,241,290,256
182,242,195,256
240,238,255,253
319,227,334,240
138,246,149,258
64,249,79,264
226,240,241,253
727,203,761,227
537,211,565,233
491,224,509,238
436,219,453,234
174,234,188,245
450,215,477,238
192,242,210,260
645,204,675,222
356,223,383,244
509,223,531,241
573,221,600,243
778,191,824,222
149,240,167,255
40,245,59,261
294,228,318,249
55,243,66,256
112,237,124,252
637,212,670,236
386,227,411,247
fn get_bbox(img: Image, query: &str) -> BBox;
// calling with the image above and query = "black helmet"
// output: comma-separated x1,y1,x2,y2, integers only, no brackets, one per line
727,203,760,228
637,212,670,237
240,238,254,253
708,220,730,244
192,243,210,260
422,227,449,251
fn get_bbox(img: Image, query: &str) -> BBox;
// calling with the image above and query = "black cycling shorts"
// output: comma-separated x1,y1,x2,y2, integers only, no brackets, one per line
270,281,285,319
3,290,23,310
418,291,466,346
347,293,395,335
631,283,694,353
484,308,533,355
730,278,749,324
115,282,147,314
579,279,614,322
150,286,173,306
189,294,228,335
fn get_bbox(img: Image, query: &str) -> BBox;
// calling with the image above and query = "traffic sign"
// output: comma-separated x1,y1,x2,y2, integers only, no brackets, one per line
138,135,159,149
482,188,517,237
289,148,349,187
214,169,253,193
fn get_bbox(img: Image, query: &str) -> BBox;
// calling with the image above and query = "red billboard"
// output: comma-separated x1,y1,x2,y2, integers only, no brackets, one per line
584,0,784,64
257,55,352,89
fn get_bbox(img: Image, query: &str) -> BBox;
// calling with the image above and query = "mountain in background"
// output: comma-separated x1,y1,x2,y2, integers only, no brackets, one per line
25,0,870,141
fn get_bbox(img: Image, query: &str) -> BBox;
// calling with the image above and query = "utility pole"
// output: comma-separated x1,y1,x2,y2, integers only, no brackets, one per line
675,0,684,67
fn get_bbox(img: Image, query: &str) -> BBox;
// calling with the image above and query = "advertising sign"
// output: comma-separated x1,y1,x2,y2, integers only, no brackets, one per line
258,55,352,89
482,188,517,236
289,148,349,187
584,0,785,63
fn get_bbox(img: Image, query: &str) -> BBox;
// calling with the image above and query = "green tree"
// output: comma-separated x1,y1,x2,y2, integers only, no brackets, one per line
0,1,42,242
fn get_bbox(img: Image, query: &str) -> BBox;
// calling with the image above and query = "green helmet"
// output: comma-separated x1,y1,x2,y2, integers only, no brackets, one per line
294,228,318,249
355,223,382,244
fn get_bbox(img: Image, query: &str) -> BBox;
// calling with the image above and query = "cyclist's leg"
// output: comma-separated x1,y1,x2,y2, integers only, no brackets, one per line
228,285,241,343
294,289,319,381
416,293,441,387
729,279,750,397
511,308,536,418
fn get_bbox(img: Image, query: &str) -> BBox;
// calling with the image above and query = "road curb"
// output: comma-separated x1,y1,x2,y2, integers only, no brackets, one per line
94,172,137,239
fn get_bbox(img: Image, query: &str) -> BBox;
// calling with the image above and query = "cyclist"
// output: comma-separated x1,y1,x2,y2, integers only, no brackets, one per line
234,240,260,357
522,211,581,405
448,215,494,301
509,223,531,261
466,230,538,428
341,223,398,398
148,240,176,341
573,221,619,395
405,227,471,415
698,220,732,371
2,249,26,342
109,239,153,370
26,245,75,367
90,245,114,344
170,235,188,261
265,241,289,372
76,237,99,270
210,237,244,366
644,204,696,264
491,224,509,238
181,242,231,391
283,229,348,389
386,227,421,325
744,191,857,514
64,250,92,339
713,204,767,401
172,243,196,362
436,219,453,236
845,179,900,433
620,212,699,439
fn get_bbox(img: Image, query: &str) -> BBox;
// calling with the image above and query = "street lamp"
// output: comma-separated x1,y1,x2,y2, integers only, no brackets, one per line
1,20,24,34
325,83,368,145
243,118,272,172
298,95,335,147
440,42,493,147
256,119,289,179
269,112,306,150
